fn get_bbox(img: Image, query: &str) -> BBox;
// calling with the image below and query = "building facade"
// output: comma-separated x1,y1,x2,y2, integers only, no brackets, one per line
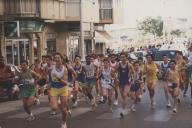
0,0,122,65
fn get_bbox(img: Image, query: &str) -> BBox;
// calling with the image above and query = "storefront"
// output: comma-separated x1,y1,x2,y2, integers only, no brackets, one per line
6,39,29,65
3,20,44,65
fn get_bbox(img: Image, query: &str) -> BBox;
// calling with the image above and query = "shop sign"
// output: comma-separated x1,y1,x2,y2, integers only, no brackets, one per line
4,21,19,37
20,21,44,32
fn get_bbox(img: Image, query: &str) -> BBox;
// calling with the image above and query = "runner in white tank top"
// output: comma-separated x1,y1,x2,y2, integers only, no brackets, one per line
100,58,115,113
109,54,119,106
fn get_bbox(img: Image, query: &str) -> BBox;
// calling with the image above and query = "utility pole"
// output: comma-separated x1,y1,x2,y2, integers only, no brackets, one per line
80,0,85,60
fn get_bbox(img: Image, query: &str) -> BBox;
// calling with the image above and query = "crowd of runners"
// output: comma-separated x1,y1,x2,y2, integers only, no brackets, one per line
1,45,192,128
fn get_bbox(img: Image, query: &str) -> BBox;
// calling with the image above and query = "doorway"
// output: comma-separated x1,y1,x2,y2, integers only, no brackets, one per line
6,39,29,65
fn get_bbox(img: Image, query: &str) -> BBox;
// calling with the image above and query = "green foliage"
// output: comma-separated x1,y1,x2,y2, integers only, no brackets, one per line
170,29,183,37
137,17,163,37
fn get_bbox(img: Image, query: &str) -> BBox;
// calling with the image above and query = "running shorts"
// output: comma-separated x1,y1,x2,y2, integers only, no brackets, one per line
50,86,68,97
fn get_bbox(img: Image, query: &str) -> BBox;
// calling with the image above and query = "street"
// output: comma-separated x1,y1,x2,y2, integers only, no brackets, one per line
0,82,192,128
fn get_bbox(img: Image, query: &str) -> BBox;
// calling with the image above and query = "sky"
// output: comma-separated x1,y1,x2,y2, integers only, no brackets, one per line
123,0,192,27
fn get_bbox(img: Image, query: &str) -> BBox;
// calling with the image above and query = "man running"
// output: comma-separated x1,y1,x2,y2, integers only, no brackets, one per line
100,58,115,112
117,52,135,118
166,60,180,113
49,53,69,128
130,61,144,112
0,56,15,99
109,54,119,106
160,54,171,108
73,55,86,107
17,60,40,121
83,55,98,111
144,54,158,109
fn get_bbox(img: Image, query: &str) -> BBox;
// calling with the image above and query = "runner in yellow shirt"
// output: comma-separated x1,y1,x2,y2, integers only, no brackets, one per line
144,54,158,109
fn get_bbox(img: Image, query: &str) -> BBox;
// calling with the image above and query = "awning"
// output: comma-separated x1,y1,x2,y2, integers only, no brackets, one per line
94,31,113,43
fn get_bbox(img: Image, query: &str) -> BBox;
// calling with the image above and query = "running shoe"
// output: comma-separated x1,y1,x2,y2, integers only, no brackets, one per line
61,123,67,128
131,104,136,112
107,107,113,113
173,108,177,113
68,110,72,117
26,115,35,121
166,101,171,108
151,101,156,109
50,111,57,116
120,112,124,119
114,100,118,106
72,101,78,108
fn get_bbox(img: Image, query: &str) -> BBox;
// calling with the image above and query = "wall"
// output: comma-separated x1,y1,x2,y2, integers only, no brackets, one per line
40,0,80,21
113,0,124,24
82,0,99,23
56,32,68,56
0,0,3,16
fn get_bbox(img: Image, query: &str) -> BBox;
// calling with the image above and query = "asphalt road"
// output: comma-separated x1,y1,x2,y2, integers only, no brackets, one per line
0,81,192,128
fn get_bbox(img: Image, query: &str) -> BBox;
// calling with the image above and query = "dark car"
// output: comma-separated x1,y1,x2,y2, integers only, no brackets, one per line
155,50,182,62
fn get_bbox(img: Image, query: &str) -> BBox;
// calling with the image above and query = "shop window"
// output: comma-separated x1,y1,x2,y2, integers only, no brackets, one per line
47,40,56,55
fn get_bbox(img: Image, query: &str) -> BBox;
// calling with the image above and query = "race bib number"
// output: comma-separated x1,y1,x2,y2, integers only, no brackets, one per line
86,71,94,78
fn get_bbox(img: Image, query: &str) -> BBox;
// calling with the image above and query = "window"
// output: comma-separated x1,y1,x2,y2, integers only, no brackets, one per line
99,0,112,9
65,0,80,17
47,41,56,55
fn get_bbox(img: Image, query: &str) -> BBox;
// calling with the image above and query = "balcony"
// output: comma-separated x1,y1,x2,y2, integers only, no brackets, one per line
99,8,113,24
4,0,40,19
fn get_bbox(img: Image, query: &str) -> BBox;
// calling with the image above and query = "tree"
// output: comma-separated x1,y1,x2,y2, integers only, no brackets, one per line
170,29,183,37
137,17,164,37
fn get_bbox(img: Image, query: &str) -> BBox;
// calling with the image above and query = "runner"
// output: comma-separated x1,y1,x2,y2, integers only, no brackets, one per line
144,54,158,109
83,55,98,111
138,57,146,93
17,60,40,121
93,54,103,103
0,56,15,99
166,60,180,113
41,55,48,70
117,52,135,118
49,53,69,128
187,45,192,105
65,60,77,108
175,52,187,103
45,55,53,103
73,55,86,107
160,54,171,108
33,60,42,105
109,54,119,106
36,59,48,97
130,61,144,112
100,58,115,112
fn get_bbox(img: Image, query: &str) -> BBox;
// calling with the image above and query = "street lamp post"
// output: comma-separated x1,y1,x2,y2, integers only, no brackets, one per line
80,0,85,60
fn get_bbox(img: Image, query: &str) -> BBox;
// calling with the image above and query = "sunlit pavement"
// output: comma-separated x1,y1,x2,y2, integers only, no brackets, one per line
0,81,192,128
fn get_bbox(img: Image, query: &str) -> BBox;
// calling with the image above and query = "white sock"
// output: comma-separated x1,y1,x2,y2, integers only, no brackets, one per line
30,113,33,116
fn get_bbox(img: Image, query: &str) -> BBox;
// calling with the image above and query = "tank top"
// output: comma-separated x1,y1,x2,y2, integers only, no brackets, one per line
19,70,34,87
50,65,65,88
118,62,130,86
84,64,95,79
161,62,169,79
110,61,117,69
74,65,85,83
101,67,112,85
135,69,142,81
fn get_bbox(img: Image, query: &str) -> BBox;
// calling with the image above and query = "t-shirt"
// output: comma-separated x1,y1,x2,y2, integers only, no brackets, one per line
19,70,35,87
83,63,96,79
